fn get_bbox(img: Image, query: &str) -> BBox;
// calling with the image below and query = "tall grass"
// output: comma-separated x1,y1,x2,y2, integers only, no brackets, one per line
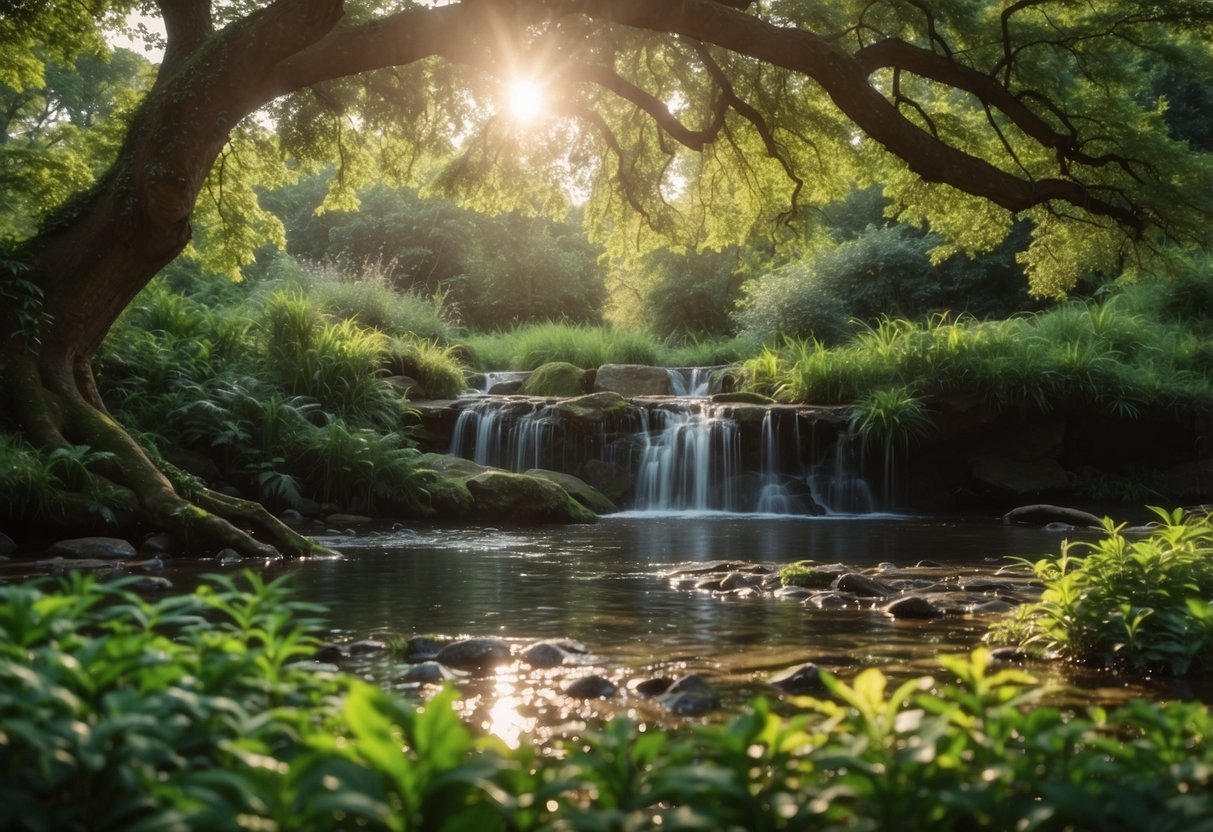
745,300,1213,416
463,322,747,370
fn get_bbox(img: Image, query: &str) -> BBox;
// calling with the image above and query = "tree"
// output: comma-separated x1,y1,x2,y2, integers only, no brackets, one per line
3,0,1212,555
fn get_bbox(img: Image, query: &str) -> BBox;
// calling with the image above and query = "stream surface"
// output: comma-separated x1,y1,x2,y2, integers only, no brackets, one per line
231,512,1211,739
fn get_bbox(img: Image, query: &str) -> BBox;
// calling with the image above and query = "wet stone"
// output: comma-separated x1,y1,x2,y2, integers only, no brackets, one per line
565,675,618,699
348,639,387,656
217,548,242,564
989,646,1032,664
130,576,173,592
882,594,944,619
774,586,812,599
436,637,511,670
693,578,724,591
659,674,721,716
770,663,825,695
720,571,766,591
836,573,897,597
315,644,346,663
405,636,442,663
399,661,455,684
140,533,176,554
47,537,136,560
523,641,573,668
633,677,674,697
805,592,848,609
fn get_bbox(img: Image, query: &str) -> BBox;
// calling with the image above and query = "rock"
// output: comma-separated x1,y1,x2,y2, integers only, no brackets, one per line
633,677,674,697
806,592,849,608
134,557,164,572
565,675,618,699
47,537,136,560
405,636,443,662
836,573,897,598
962,578,1017,593
593,364,672,397
399,661,458,684
522,641,574,668
709,391,776,405
315,644,347,663
525,469,618,514
130,576,173,592
770,663,825,695
487,379,525,395
556,392,631,426
0,532,16,557
693,578,724,591
658,674,721,716
521,362,587,397
882,594,944,619
989,646,1032,664
217,548,242,564
279,508,304,522
436,637,511,670
574,460,633,506
720,571,766,591
1003,504,1104,529
326,513,373,526
347,639,387,656
972,456,1069,496
774,586,813,599
139,533,176,554
465,470,598,524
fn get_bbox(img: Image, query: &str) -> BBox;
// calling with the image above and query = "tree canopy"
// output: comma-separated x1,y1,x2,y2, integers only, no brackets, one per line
3,0,1213,555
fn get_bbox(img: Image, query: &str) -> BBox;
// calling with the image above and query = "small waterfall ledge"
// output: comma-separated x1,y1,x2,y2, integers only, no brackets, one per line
413,391,876,515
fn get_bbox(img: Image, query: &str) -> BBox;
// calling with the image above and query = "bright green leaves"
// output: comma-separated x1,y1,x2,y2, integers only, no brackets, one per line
991,508,1213,674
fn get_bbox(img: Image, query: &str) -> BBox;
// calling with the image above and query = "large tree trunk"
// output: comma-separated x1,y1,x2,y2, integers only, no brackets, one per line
0,0,347,556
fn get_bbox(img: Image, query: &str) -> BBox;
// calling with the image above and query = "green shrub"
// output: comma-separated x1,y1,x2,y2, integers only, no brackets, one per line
386,338,469,399
989,508,1213,674
7,576,1213,832
778,560,835,589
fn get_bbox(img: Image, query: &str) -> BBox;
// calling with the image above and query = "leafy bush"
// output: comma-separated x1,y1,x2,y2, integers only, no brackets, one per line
385,337,469,400
464,322,662,370
989,508,1213,675
6,576,1213,832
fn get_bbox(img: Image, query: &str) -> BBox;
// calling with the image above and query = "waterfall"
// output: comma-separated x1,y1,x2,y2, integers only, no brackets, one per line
755,410,799,514
449,400,562,470
633,405,740,511
809,430,875,515
666,367,713,397
445,395,880,515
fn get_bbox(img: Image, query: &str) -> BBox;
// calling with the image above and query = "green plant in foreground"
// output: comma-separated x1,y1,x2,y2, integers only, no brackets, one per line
6,573,1213,830
990,507,1213,674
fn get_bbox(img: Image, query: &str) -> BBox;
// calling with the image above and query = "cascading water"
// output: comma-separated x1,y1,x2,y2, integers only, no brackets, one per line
632,405,740,511
449,400,563,471
666,367,714,397
444,369,880,514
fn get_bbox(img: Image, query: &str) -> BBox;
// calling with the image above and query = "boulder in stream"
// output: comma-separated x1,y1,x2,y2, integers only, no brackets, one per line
593,364,672,397
525,469,617,514
658,674,721,716
436,637,512,670
47,537,136,560
1003,504,1104,529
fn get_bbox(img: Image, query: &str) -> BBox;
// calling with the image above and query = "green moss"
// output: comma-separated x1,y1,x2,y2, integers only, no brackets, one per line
521,362,586,397
779,560,834,589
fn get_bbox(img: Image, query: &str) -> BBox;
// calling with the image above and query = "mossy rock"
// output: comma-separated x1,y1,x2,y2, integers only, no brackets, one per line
526,469,618,514
779,560,836,590
465,471,597,524
556,391,630,426
522,362,587,397
420,454,596,524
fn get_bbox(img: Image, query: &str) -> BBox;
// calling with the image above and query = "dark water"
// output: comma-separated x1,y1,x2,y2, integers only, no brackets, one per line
206,512,1204,741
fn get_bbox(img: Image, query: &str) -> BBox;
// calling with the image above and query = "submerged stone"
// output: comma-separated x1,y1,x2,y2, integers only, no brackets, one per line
405,636,442,662
770,663,825,695
882,594,944,619
436,637,511,670
347,639,387,655
836,572,897,598
658,674,721,716
565,675,618,699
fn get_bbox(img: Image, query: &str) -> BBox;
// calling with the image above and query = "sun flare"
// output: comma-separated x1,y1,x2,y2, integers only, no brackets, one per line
507,78,545,122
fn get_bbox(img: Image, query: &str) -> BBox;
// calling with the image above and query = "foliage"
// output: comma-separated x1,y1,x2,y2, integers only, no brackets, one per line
464,322,661,371
742,281,1213,422
7,575,1213,832
989,508,1213,675
733,218,1040,345
608,246,746,338
95,276,444,515
777,560,834,589
386,338,469,400
262,178,606,330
